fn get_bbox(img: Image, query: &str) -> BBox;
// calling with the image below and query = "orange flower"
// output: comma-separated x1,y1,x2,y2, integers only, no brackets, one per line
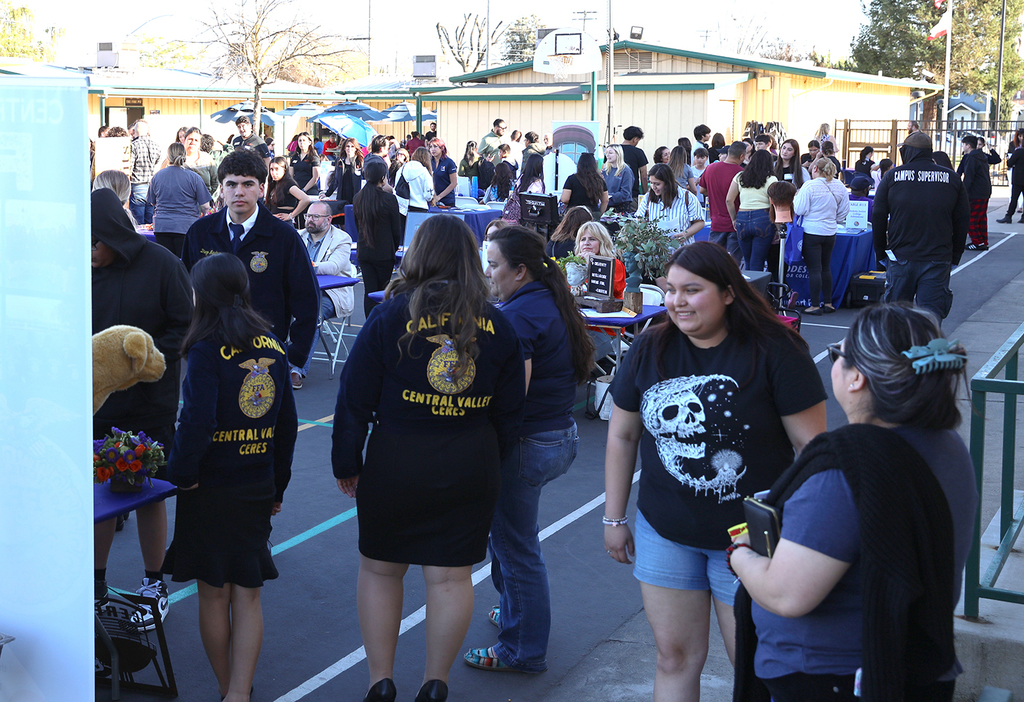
96,466,114,482
135,444,146,457
129,460,143,473
116,458,129,472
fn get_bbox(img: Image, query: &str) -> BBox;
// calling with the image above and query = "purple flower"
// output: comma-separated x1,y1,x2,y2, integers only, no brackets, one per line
110,426,122,435
137,431,150,444
106,448,118,461
93,440,106,453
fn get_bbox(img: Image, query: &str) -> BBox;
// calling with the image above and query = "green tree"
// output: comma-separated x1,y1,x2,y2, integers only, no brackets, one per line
851,0,1024,118
0,1,62,61
502,15,541,64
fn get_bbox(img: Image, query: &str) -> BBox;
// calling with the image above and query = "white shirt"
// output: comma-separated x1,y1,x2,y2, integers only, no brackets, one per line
637,186,704,236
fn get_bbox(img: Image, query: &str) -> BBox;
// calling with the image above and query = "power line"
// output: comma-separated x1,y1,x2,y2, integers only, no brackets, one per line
573,10,598,34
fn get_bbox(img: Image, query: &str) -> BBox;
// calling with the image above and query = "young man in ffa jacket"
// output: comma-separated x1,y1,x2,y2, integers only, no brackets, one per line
183,150,319,372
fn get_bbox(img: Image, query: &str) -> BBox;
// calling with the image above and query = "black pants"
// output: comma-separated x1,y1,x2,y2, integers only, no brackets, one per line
802,233,835,307
360,258,395,318
763,672,955,702
1006,181,1024,218
154,232,185,258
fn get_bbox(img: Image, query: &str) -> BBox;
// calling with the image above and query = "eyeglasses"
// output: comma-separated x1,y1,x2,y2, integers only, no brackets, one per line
827,342,846,364
305,214,330,220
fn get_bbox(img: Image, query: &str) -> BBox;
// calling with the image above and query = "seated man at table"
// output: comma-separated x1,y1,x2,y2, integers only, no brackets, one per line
848,174,874,222
293,200,356,389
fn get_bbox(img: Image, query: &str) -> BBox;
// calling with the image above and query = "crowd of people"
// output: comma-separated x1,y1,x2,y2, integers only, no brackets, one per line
89,111,986,702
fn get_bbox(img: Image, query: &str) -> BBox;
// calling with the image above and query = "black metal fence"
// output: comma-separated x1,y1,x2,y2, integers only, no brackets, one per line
833,119,1024,185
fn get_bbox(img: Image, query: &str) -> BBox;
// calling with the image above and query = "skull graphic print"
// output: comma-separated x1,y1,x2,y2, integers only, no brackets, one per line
640,374,746,502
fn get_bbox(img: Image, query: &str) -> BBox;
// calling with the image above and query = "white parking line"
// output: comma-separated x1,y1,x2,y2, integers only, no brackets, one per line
951,233,1017,276
272,472,642,702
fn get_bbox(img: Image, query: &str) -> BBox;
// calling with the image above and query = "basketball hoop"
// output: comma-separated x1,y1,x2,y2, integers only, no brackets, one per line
551,55,576,82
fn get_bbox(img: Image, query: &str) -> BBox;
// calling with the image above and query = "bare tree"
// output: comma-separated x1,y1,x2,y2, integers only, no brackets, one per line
200,0,353,121
436,14,506,73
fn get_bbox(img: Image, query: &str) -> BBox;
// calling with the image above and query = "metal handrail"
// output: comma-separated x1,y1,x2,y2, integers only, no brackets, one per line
964,319,1024,618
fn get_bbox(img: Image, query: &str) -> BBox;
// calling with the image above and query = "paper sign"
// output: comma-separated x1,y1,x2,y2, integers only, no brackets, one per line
845,199,869,230
94,136,132,177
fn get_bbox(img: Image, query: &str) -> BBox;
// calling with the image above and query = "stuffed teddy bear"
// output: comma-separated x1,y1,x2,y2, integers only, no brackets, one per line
93,325,166,415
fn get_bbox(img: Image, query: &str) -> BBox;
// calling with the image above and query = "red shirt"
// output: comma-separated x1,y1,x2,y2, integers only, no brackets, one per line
406,138,425,154
699,161,744,232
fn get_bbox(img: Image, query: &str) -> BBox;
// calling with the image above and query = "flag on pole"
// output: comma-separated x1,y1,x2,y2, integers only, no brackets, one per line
935,0,945,7
928,9,952,40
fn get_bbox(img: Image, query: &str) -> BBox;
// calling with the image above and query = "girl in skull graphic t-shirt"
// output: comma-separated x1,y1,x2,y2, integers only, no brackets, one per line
611,330,826,549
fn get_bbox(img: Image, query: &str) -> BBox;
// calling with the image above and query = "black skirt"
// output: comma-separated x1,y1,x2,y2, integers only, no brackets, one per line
357,424,501,567
162,477,278,588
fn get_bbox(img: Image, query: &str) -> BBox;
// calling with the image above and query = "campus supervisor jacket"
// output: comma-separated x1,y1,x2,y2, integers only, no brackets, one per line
871,147,969,266
182,205,319,370
92,188,193,429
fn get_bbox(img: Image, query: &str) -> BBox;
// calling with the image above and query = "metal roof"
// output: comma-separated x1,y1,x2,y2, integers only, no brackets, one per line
431,84,586,101
448,40,936,91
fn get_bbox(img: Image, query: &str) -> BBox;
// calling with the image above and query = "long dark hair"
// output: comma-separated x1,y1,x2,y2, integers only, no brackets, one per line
181,253,271,355
739,150,774,189
647,163,679,208
387,215,490,385
774,138,805,187
573,152,605,207
549,205,593,243
492,162,513,199
642,242,806,380
463,140,478,164
488,226,595,384
266,156,299,209
354,160,391,249
293,131,316,161
515,154,545,195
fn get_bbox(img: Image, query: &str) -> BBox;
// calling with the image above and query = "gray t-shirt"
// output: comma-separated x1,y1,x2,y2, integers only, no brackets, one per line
148,166,211,234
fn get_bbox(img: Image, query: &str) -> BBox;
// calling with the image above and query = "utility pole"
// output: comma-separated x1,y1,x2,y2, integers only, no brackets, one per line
573,10,598,34
485,0,491,69
997,0,1007,126
606,0,615,144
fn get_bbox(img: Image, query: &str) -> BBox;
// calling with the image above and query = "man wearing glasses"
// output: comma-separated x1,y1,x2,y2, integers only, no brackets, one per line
479,118,509,165
293,200,356,389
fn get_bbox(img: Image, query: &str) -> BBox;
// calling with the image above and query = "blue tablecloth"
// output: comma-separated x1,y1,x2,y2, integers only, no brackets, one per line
783,223,875,308
344,204,500,246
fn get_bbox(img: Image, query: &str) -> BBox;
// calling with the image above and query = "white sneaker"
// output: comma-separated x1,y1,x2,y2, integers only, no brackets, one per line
131,578,169,631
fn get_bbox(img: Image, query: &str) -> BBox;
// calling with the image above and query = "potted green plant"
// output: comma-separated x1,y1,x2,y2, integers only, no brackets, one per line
610,215,676,311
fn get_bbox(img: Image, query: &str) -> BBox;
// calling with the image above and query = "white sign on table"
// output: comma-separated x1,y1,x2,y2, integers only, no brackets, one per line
845,199,870,230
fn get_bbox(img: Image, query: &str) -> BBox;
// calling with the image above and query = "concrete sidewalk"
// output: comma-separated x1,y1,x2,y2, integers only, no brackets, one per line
540,191,1024,702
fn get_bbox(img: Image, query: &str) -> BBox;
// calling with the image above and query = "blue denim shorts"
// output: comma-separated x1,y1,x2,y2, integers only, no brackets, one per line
633,511,738,605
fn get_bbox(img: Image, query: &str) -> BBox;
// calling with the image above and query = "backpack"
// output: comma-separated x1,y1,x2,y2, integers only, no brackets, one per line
395,170,411,199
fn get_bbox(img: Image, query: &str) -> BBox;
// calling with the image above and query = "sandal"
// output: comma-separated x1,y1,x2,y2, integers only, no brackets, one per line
464,647,516,672
488,605,500,628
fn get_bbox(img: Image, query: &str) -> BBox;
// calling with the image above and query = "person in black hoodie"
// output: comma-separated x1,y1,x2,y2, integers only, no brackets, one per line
91,187,194,628
872,130,969,322
998,128,1024,224
956,134,992,250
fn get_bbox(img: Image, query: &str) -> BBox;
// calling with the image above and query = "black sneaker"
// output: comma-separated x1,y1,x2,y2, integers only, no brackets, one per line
965,243,988,251
95,579,109,608
131,578,170,631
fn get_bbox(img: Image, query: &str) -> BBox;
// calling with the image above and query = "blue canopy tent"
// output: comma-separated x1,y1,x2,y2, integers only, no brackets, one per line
208,101,282,126
312,101,388,123
310,113,378,147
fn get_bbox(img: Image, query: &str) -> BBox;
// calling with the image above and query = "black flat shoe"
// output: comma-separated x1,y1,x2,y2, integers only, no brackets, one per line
822,305,836,314
803,307,822,316
997,216,1014,224
363,678,396,702
414,679,448,702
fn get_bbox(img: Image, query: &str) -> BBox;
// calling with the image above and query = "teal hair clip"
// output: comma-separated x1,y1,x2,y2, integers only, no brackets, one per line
901,338,967,374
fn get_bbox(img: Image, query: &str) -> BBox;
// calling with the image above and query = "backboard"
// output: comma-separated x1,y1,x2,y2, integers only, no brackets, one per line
533,29,603,78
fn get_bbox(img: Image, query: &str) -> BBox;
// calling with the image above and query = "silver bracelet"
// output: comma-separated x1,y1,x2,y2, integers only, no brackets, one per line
602,515,628,526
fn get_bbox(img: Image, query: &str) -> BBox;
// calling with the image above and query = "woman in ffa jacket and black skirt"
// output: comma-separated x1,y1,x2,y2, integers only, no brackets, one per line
163,253,297,702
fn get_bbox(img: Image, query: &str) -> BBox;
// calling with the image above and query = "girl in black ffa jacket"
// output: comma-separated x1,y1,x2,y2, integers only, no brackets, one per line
163,253,297,702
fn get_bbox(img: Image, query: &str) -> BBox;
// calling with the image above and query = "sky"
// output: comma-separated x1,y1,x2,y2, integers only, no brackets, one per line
34,0,869,75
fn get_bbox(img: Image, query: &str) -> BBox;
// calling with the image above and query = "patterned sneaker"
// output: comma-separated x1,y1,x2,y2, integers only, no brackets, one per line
131,578,169,631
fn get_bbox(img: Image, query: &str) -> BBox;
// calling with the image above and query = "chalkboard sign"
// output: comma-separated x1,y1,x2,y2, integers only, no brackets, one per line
587,255,614,299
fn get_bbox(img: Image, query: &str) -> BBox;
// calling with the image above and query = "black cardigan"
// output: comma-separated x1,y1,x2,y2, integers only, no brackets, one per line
733,423,956,702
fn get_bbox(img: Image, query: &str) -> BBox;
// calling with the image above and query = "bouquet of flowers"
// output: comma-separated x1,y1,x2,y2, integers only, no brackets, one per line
93,427,166,490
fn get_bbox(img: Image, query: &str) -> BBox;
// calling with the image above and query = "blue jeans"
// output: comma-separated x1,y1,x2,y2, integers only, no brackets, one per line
292,294,335,377
883,259,953,322
489,423,579,672
736,209,774,273
709,230,742,264
130,183,154,225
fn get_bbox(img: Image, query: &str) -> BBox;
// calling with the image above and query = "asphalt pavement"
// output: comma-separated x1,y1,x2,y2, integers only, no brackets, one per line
101,194,1024,702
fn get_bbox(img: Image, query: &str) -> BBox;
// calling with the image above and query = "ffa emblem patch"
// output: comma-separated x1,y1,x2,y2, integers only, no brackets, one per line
250,251,269,273
425,334,475,394
238,357,276,418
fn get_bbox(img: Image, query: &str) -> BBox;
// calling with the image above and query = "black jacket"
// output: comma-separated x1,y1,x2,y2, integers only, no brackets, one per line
1007,147,1024,185
92,188,194,430
183,205,319,370
356,195,403,263
872,148,969,266
957,148,992,199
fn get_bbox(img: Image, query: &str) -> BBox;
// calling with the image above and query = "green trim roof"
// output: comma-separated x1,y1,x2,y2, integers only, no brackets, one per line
449,40,935,90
